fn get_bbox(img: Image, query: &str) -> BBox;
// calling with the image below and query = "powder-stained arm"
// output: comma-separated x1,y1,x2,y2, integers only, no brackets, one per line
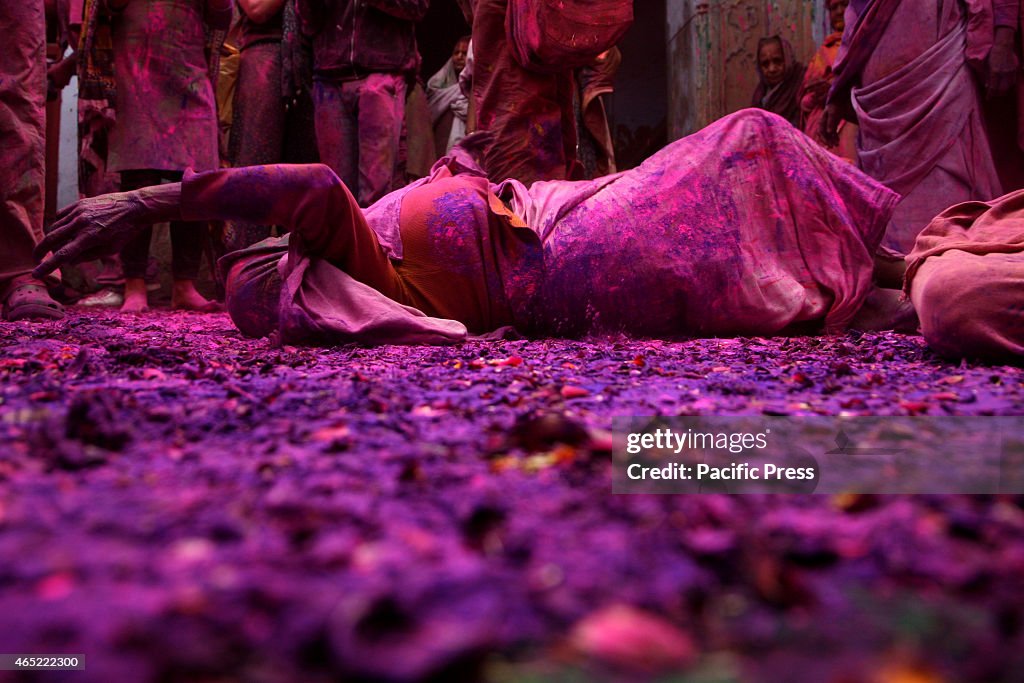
34,165,390,280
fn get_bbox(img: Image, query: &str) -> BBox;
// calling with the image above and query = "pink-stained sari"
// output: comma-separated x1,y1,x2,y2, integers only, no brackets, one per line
831,0,1003,255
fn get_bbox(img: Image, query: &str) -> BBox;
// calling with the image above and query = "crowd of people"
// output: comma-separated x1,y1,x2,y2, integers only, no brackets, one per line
5,0,1024,361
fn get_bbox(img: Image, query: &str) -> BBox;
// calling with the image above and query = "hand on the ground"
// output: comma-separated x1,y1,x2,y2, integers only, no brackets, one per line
33,192,149,278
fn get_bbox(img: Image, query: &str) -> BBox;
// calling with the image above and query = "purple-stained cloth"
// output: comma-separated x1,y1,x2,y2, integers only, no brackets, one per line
278,259,468,345
235,0,284,50
195,162,497,345
199,109,897,345
426,58,468,154
830,0,1003,255
502,109,897,336
0,0,47,291
313,73,407,207
107,0,226,173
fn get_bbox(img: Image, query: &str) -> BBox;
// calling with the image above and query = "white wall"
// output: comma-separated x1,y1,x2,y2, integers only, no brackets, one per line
56,75,79,211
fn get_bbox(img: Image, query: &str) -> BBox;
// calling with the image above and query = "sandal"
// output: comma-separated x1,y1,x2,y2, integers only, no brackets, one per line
3,281,65,321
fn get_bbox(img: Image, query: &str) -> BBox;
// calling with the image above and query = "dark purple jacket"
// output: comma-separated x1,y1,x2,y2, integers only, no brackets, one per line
296,0,428,79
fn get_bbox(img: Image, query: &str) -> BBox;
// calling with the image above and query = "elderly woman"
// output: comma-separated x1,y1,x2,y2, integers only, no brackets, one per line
750,36,806,127
426,35,471,158
35,110,914,345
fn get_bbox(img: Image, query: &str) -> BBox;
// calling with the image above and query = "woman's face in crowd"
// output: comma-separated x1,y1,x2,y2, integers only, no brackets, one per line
758,42,786,87
829,0,849,32
452,40,469,74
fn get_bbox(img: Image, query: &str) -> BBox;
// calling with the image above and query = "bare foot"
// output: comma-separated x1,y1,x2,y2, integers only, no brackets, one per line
121,278,150,313
850,287,918,333
171,280,222,312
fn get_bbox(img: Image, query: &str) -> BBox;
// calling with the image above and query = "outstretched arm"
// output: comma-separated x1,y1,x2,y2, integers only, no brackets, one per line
34,164,375,279
34,184,181,278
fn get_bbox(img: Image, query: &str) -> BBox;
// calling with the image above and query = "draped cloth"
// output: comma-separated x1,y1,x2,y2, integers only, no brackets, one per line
108,0,223,173
213,110,898,345
503,109,895,337
906,189,1024,360
77,0,117,101
470,0,578,185
830,0,1003,255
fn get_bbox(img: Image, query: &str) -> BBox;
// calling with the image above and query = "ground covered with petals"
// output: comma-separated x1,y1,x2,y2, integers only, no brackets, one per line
2,310,1023,682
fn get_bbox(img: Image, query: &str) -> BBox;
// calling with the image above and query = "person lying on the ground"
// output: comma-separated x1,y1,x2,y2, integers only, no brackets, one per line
34,109,916,345
905,188,1024,362
106,0,229,313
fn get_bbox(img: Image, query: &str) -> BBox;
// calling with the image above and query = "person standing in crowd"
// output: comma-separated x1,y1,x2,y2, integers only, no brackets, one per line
426,35,470,158
823,0,1005,255
798,0,856,161
296,0,429,208
108,0,230,312
750,35,805,127
577,47,621,178
226,0,318,253
0,0,65,320
468,0,579,185
46,0,127,307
